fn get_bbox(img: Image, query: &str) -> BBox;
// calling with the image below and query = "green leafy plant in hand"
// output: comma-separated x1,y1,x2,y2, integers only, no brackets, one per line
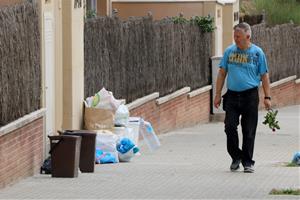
262,109,280,132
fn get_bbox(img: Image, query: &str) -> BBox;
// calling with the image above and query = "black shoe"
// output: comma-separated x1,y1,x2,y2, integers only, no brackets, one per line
244,165,254,173
230,159,241,171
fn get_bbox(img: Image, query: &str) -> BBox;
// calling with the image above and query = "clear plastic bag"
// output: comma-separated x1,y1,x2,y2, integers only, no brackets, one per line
139,119,160,151
128,117,141,146
84,87,121,111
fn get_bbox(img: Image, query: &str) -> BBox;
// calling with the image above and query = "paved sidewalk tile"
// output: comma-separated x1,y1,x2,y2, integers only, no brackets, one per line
0,105,299,199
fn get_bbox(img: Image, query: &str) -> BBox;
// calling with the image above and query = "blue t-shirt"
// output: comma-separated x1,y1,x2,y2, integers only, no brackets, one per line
219,43,268,92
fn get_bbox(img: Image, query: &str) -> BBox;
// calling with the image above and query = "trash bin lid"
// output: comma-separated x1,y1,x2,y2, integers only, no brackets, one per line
58,130,96,137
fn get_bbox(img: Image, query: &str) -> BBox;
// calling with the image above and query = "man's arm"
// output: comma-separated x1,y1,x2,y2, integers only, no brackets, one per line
214,68,227,108
261,73,271,109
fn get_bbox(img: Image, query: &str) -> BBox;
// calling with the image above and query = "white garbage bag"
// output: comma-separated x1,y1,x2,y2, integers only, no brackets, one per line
95,130,119,163
115,104,129,126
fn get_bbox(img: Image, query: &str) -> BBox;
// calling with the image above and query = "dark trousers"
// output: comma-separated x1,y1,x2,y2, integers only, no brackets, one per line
223,87,259,166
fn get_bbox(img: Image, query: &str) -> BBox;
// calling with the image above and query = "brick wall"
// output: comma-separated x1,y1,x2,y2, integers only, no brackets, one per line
129,89,211,134
129,77,299,135
0,118,44,189
0,78,298,190
259,78,299,109
296,81,300,105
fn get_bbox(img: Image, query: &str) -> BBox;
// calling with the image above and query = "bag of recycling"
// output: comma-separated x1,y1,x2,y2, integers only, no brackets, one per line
95,130,119,164
292,152,300,165
84,87,122,130
116,138,139,162
115,104,129,126
84,106,114,130
139,119,160,151
85,87,121,111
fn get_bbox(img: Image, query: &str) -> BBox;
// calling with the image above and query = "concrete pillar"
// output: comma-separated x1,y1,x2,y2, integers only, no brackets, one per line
211,56,226,114
203,2,222,56
53,0,63,132
222,2,239,53
62,0,84,129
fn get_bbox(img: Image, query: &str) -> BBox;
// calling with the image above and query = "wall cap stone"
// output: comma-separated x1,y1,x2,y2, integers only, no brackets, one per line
295,78,300,84
111,0,225,3
156,87,191,105
120,99,126,105
0,108,46,137
211,55,223,60
188,85,212,98
127,92,159,110
270,75,297,88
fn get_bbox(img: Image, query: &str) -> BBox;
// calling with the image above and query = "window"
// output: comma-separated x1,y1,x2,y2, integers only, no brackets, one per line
74,0,83,8
234,12,239,21
86,0,97,11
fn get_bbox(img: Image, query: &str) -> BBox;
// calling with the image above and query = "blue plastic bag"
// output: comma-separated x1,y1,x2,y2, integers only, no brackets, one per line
116,138,139,162
95,148,118,164
292,151,300,165
117,138,135,153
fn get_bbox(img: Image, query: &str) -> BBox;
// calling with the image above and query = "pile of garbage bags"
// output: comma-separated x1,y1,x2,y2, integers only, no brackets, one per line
84,88,161,164
95,130,140,163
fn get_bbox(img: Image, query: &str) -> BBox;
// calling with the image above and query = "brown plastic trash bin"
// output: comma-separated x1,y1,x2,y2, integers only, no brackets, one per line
59,130,96,172
48,135,81,178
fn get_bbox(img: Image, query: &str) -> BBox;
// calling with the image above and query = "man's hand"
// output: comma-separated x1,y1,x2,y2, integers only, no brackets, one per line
214,68,227,109
264,99,271,110
261,73,271,110
214,94,222,108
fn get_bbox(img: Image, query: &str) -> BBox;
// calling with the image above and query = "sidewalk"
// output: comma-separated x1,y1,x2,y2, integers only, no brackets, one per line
0,105,299,199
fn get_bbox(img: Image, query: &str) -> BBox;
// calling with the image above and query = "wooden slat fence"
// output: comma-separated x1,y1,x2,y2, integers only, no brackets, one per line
84,16,212,102
252,23,300,82
0,2,40,126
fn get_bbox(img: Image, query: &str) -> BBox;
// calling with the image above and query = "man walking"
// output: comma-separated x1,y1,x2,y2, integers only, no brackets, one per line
214,22,271,173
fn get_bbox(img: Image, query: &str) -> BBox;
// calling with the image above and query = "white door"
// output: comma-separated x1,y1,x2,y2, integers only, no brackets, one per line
215,24,223,56
44,12,55,151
